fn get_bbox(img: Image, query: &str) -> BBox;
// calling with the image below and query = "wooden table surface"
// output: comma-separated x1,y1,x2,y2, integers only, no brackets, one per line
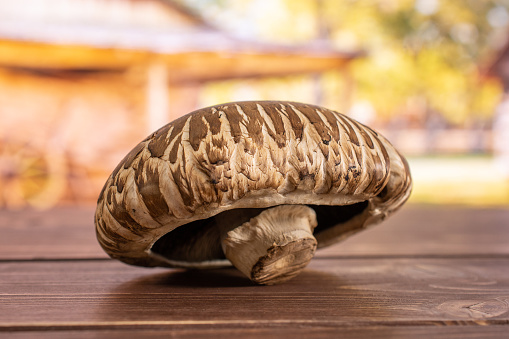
1,204,508,338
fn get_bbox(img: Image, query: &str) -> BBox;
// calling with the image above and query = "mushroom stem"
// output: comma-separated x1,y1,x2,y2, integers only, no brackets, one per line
216,205,318,285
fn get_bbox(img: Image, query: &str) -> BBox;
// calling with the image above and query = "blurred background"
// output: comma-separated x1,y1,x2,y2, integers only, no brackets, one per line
1,0,509,210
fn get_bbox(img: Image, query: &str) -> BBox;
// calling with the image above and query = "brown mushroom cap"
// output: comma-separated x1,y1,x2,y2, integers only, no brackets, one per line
95,101,412,271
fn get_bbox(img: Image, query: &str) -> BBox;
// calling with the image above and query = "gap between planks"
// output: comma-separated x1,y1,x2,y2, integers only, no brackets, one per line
2,318,509,332
2,253,509,264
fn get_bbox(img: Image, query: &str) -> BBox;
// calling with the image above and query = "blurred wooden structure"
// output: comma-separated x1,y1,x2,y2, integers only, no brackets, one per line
0,0,360,124
0,0,361,208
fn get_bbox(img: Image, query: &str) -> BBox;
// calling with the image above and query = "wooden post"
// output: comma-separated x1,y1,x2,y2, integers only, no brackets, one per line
146,62,169,133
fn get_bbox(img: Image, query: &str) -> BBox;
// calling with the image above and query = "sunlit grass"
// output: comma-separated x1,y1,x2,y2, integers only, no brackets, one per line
406,154,509,207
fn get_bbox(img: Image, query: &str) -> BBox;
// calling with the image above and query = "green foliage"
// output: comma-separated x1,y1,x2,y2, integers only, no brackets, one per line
324,0,505,123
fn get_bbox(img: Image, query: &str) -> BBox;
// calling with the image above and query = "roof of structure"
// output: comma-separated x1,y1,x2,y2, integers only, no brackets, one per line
0,0,363,81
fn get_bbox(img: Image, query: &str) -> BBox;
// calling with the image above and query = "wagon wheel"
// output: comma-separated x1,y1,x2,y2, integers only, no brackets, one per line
0,140,67,209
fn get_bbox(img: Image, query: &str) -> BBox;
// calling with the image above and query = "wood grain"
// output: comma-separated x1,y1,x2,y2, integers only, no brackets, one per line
1,205,508,261
1,206,509,337
0,207,107,260
0,258,508,327
319,204,509,257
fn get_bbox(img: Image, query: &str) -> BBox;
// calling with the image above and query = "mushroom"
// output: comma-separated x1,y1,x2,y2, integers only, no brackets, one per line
95,101,412,285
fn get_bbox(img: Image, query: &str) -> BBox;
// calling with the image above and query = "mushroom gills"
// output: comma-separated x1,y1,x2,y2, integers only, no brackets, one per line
150,200,370,283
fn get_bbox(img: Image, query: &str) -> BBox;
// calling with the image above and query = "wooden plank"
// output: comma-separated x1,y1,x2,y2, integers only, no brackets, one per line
1,205,508,260
3,326,509,339
0,207,107,260
319,205,509,257
0,258,508,328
